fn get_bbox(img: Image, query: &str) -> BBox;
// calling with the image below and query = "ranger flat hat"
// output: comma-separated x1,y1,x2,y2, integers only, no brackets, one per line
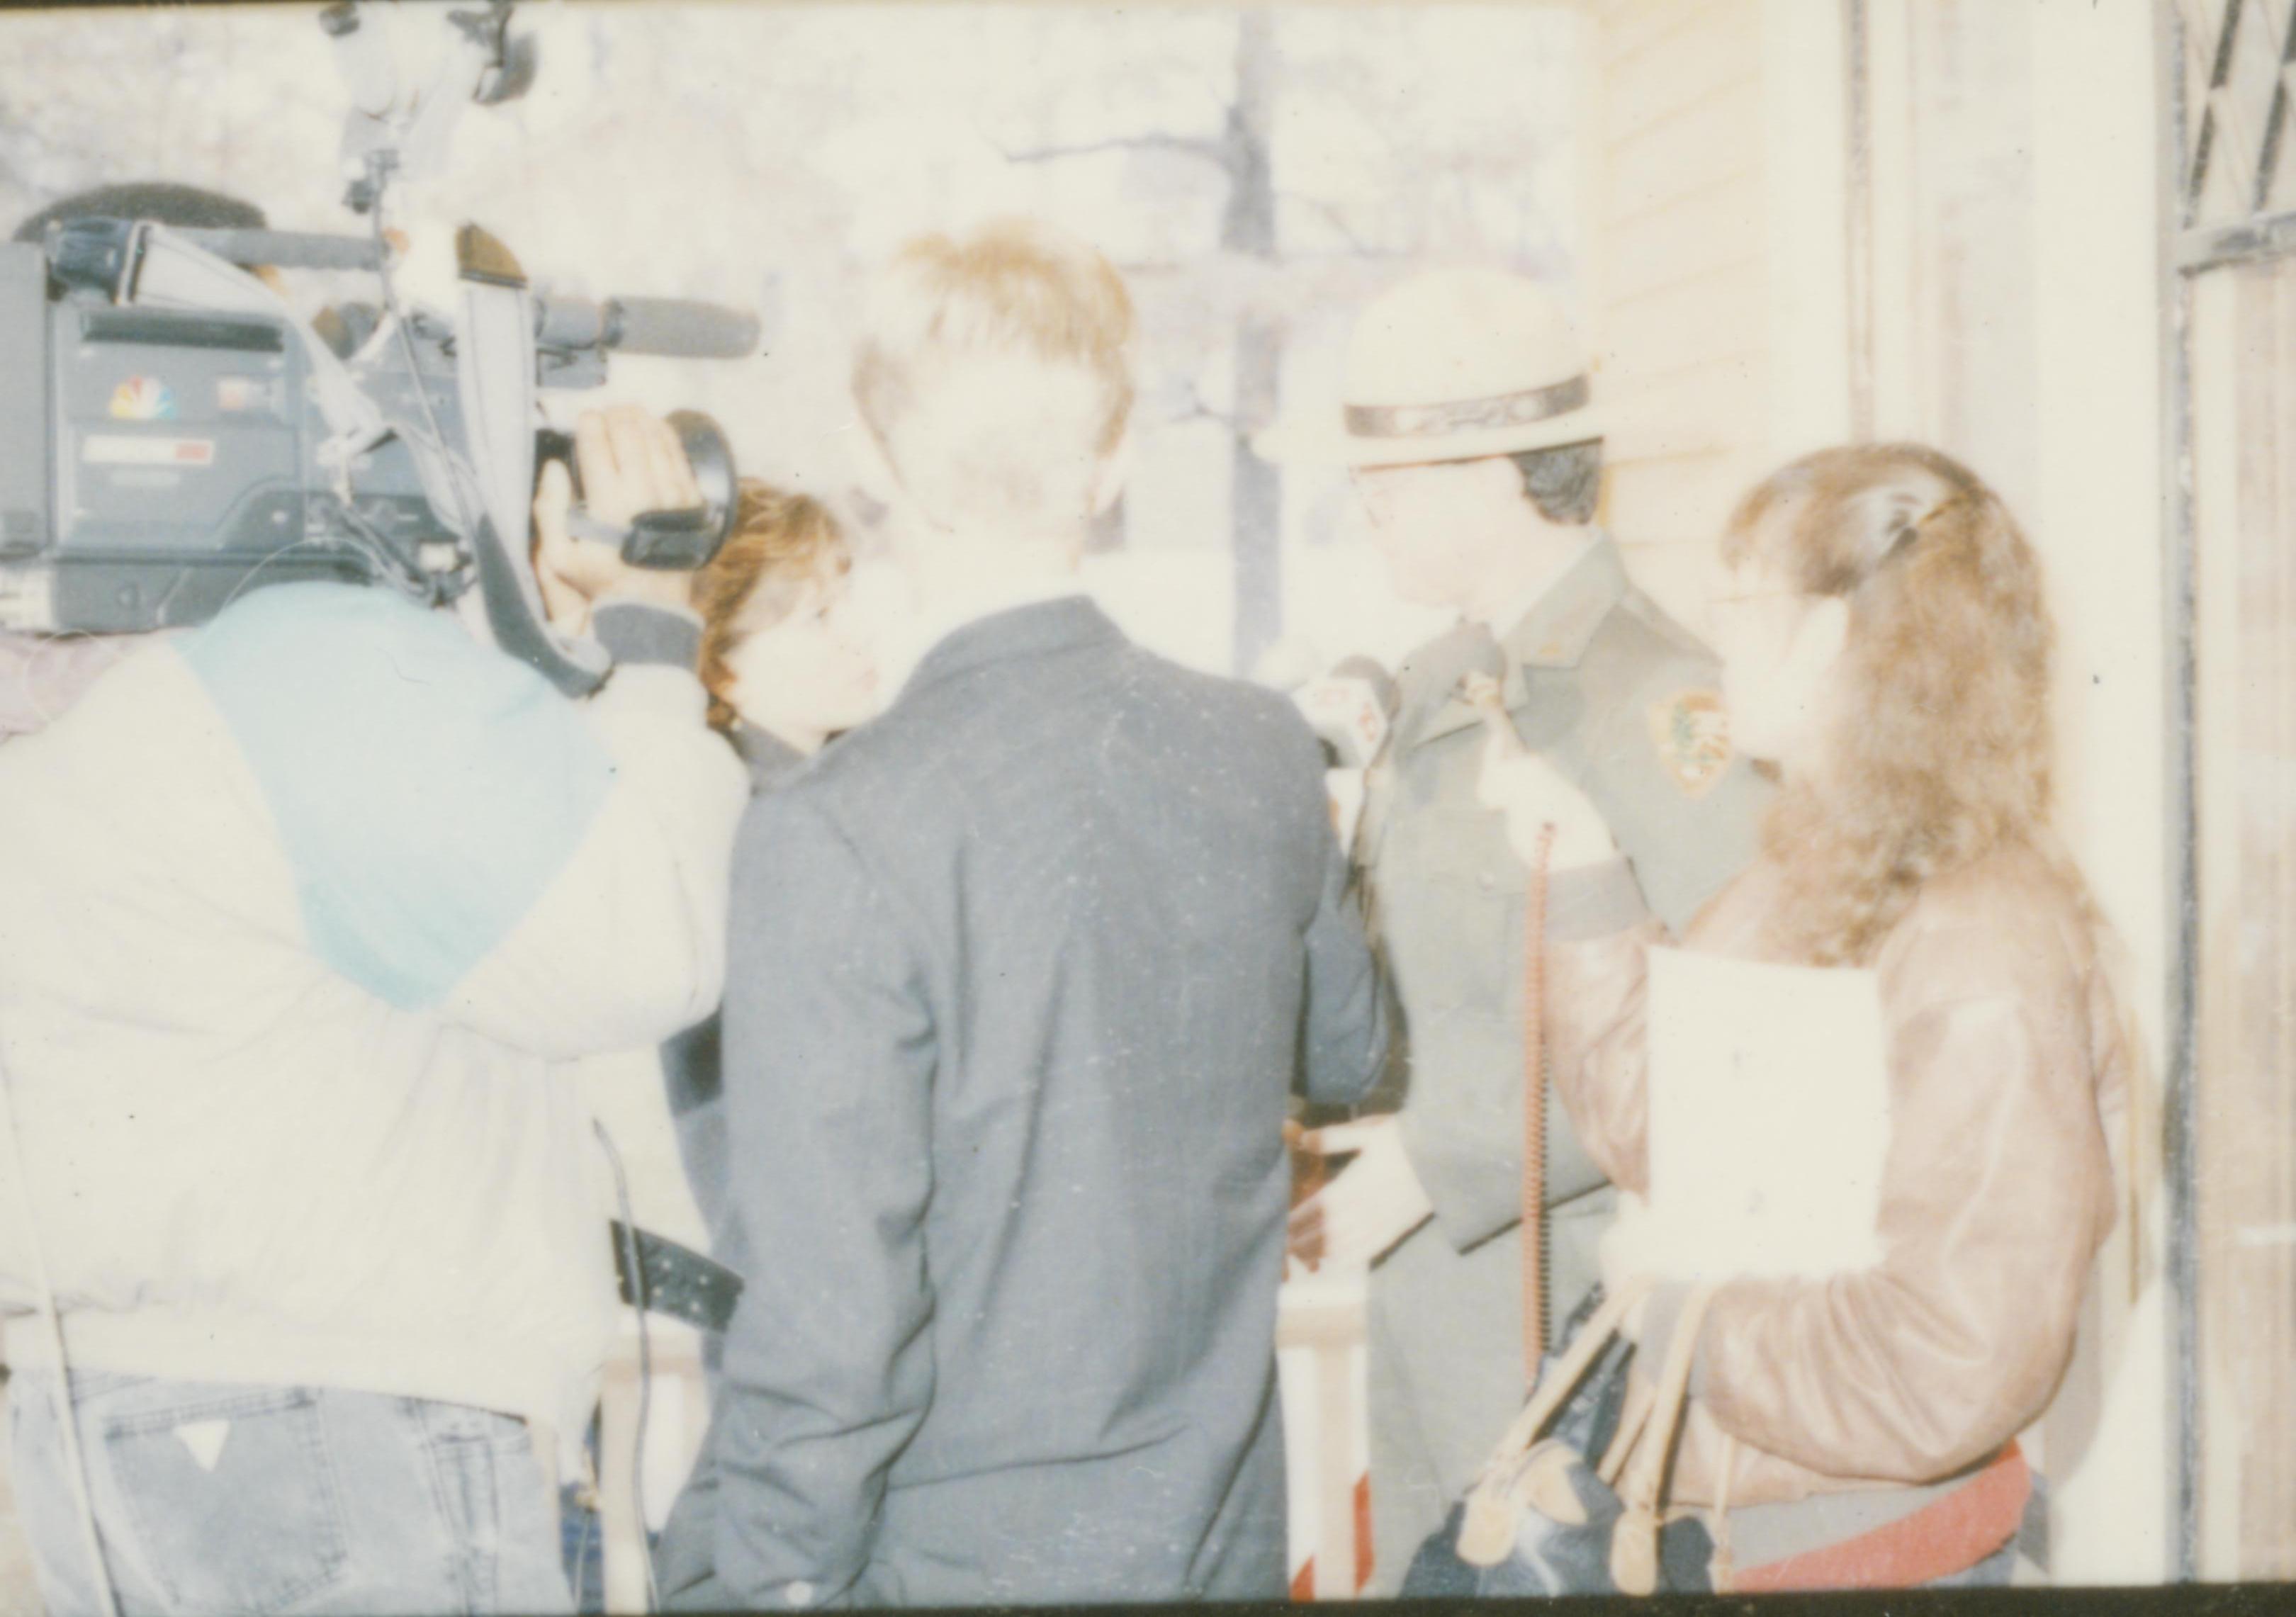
1259,266,1604,468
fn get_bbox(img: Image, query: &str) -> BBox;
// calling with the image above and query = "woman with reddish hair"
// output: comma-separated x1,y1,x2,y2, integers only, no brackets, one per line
1485,443,2132,1589
692,480,879,766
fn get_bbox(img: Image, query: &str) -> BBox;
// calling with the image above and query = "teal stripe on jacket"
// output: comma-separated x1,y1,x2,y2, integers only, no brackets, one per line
181,582,614,1010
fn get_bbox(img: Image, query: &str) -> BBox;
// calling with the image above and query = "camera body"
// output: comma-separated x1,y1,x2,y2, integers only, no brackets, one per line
0,1,758,694
0,230,463,636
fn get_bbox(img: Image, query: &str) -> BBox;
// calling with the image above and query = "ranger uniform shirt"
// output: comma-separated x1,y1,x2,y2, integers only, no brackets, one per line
1361,533,1772,1264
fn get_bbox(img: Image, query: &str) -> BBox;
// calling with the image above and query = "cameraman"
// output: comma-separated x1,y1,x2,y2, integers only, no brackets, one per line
0,387,747,1617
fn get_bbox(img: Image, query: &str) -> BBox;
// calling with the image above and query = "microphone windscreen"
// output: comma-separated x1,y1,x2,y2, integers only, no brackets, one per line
1329,654,1400,718
1461,638,1507,684
1294,655,1397,770
605,297,762,359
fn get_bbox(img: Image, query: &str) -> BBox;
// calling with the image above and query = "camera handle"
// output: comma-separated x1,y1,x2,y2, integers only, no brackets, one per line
562,507,719,573
457,278,610,696
539,414,736,574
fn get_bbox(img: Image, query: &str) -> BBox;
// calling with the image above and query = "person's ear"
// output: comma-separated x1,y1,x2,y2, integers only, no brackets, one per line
845,412,904,508
845,412,942,547
1088,428,1135,518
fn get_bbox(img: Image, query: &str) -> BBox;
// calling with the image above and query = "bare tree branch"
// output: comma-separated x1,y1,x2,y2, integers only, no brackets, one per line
1281,193,1381,257
1158,400,1238,430
1140,373,1239,432
993,131,1225,167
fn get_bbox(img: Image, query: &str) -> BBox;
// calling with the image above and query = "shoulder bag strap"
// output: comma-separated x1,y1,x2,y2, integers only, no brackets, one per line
1521,818,1555,1373
1609,1281,1723,1595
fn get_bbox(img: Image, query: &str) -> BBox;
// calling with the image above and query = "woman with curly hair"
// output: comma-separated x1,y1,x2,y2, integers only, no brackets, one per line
1482,443,2132,1589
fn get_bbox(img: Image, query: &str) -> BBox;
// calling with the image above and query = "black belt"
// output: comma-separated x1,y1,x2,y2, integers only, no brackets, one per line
608,1221,744,1334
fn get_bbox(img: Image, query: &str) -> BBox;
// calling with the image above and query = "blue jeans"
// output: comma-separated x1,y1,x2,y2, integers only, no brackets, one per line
7,1370,573,1617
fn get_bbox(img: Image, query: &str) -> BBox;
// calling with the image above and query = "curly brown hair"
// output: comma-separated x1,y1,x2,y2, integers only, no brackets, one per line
1720,444,2058,966
692,480,850,733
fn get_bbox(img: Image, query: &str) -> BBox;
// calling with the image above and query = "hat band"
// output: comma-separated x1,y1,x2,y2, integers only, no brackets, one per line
1344,373,1590,442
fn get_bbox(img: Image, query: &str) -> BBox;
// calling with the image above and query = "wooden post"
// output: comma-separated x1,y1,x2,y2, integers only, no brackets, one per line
1226,10,1283,679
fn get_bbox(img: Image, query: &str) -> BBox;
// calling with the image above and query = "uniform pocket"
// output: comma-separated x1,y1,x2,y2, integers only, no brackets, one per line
101,1387,349,1615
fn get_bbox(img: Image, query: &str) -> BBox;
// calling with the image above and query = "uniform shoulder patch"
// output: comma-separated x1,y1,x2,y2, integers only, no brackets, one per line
1646,688,1732,798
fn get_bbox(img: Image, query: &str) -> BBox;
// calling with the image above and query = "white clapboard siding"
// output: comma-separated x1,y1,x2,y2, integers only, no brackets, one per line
1602,254,1768,394
1597,0,1711,72
1576,0,1778,600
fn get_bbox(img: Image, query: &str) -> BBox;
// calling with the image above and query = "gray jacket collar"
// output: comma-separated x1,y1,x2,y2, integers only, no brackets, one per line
1408,533,1628,751
731,724,810,794
901,596,1123,699
1502,535,1628,671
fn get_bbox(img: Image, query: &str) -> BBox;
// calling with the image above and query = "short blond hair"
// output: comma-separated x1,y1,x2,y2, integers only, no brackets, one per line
852,218,1135,530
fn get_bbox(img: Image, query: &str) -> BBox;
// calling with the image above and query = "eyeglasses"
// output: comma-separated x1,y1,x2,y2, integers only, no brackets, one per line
1705,590,1811,610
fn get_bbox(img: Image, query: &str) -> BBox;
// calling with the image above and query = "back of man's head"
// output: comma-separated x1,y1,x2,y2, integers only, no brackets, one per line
11,181,266,244
852,218,1134,538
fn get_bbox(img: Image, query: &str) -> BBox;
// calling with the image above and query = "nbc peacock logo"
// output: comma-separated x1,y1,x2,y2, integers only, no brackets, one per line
108,376,176,422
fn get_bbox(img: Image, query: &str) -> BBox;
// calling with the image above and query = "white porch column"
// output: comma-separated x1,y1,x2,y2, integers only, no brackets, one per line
2028,0,2171,1586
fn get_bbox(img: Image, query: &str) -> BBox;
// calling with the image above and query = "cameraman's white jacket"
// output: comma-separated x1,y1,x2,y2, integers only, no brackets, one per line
0,583,747,1441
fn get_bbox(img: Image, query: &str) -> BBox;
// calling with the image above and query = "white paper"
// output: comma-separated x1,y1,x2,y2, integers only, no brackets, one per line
1635,945,1892,1283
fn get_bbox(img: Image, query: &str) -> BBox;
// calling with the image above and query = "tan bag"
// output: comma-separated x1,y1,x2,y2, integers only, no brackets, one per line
1449,1278,1731,1595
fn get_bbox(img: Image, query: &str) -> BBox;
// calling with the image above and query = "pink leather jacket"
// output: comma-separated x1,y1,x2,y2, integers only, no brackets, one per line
1546,838,2125,1514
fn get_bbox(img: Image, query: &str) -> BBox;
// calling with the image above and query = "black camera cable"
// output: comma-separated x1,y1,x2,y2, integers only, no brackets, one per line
593,1117,662,1615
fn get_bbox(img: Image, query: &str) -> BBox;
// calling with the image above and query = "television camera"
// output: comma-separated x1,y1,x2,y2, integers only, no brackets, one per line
0,0,760,694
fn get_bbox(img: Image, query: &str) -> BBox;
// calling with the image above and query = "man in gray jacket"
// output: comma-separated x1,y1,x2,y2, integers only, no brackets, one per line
655,219,1388,1608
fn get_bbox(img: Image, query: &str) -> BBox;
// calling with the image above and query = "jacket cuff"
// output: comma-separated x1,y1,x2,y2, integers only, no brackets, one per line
1399,1104,1522,1252
592,600,704,670
1544,855,1653,942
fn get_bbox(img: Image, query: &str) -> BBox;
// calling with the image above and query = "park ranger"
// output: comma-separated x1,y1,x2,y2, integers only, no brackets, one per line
1271,266,1772,1591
